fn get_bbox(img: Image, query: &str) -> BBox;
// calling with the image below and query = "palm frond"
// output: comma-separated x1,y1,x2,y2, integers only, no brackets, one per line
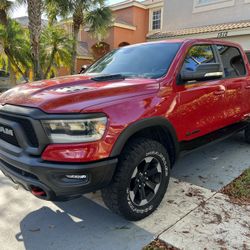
0,19,31,79
85,6,112,41
40,25,73,78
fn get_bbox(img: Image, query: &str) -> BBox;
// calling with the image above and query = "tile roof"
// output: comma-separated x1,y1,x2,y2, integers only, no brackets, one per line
110,0,163,8
147,20,250,39
110,0,134,7
141,0,163,6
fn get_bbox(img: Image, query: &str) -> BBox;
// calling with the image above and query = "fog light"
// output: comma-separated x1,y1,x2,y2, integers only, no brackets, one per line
65,174,88,180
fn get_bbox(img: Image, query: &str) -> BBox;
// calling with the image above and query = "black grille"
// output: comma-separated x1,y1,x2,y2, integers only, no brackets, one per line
0,159,38,180
0,123,19,146
0,113,39,147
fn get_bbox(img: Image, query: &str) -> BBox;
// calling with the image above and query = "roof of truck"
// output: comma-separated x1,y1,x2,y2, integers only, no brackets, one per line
134,38,242,48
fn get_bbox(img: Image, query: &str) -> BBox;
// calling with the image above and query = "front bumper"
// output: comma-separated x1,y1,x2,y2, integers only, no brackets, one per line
0,150,117,201
0,104,117,201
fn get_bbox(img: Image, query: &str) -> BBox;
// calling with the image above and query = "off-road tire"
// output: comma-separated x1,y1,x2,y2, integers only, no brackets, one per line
101,138,170,221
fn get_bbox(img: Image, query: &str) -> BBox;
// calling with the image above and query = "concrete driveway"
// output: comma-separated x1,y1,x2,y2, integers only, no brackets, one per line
0,133,249,250
173,132,250,190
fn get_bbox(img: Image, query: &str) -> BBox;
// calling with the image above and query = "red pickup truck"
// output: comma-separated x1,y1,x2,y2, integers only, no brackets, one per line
0,39,250,220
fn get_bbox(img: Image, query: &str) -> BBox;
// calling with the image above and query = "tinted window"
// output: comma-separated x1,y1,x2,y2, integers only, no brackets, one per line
85,43,181,79
181,45,215,72
246,51,250,64
217,45,246,77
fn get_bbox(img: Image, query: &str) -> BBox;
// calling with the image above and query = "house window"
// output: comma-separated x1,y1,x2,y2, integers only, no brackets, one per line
152,9,161,30
193,0,235,12
197,0,217,5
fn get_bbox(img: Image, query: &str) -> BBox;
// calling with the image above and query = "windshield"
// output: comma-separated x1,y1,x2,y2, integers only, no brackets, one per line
85,42,181,79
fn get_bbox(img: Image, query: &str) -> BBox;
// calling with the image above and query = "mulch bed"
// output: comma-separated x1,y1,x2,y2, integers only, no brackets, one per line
142,239,179,250
221,168,250,205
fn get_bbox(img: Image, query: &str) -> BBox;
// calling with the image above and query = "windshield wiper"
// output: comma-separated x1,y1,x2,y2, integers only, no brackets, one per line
91,74,126,82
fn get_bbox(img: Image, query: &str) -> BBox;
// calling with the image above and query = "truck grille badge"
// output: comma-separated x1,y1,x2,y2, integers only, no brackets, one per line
0,126,14,137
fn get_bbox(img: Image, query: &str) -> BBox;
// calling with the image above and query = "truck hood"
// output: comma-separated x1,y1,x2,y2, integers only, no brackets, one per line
0,75,159,113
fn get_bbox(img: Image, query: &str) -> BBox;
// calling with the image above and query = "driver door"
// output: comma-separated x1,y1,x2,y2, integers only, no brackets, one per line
172,44,226,141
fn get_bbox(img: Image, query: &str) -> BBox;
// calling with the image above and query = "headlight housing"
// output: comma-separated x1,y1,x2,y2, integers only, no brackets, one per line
42,117,107,143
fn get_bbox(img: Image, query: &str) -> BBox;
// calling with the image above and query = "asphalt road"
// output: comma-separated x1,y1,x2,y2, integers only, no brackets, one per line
0,133,249,250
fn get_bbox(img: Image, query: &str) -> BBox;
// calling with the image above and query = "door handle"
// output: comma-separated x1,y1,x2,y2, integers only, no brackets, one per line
214,90,225,95
245,85,250,89
214,85,226,95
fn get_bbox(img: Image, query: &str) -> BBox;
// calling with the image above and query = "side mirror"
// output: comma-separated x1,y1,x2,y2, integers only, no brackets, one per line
181,63,223,82
79,65,89,74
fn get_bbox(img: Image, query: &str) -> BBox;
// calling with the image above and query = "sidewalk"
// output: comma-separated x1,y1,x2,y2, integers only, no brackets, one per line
158,191,250,250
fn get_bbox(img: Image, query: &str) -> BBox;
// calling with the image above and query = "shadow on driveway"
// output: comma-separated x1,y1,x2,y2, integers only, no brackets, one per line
15,197,153,250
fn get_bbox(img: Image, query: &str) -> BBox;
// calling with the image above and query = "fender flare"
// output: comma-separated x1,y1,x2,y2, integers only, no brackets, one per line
110,116,180,159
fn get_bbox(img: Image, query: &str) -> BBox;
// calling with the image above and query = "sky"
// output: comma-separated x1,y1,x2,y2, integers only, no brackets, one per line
11,0,124,18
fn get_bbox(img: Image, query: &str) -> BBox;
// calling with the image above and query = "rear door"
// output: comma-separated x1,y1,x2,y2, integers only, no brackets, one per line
245,51,250,63
172,44,227,141
216,45,247,123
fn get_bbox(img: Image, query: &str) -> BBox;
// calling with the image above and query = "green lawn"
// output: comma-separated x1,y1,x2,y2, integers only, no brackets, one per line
222,168,250,204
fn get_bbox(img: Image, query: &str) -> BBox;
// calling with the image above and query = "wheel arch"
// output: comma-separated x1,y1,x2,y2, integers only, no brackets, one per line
110,117,180,166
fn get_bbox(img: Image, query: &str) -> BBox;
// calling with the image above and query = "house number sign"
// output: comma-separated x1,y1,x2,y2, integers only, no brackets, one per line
217,31,228,38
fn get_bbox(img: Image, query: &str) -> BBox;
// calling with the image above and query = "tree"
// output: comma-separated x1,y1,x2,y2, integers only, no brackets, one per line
85,6,112,42
0,0,29,83
45,0,112,75
0,0,12,26
17,0,43,80
0,19,30,81
40,25,73,78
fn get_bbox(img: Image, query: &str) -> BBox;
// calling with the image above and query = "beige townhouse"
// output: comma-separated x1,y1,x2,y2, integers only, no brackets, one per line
148,0,250,50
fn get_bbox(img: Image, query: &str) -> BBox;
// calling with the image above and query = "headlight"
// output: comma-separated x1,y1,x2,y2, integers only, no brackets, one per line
42,117,107,143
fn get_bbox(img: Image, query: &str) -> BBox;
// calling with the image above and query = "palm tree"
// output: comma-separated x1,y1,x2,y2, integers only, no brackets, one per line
0,20,30,81
40,26,73,78
0,0,12,26
0,0,29,83
45,0,112,75
85,6,112,42
17,0,43,80
44,1,59,26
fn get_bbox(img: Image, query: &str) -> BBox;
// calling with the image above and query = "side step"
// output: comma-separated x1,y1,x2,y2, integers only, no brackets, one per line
180,122,248,153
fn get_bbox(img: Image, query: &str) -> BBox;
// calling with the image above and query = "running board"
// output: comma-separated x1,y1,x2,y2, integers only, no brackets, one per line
180,122,247,153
